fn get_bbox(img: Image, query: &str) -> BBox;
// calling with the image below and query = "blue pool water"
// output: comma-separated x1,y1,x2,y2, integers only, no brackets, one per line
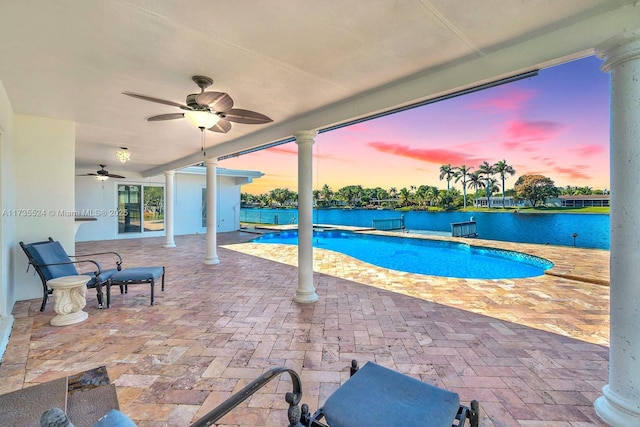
241,208,610,249
252,230,553,279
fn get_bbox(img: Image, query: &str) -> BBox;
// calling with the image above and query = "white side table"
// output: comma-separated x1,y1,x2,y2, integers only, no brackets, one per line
47,275,91,326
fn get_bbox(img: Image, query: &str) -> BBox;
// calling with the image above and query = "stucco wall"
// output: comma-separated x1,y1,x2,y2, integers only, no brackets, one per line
13,115,75,302
76,170,244,242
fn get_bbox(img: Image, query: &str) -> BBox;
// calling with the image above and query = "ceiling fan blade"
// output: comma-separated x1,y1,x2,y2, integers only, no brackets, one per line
107,174,126,179
147,113,185,121
223,109,273,124
207,118,232,133
123,92,188,109
80,173,98,176
196,91,234,112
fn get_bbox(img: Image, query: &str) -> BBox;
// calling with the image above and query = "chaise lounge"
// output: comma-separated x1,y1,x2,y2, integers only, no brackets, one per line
190,359,479,427
299,360,479,427
20,237,165,310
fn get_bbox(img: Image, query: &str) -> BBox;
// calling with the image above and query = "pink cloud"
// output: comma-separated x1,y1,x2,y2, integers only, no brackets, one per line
554,166,591,180
469,88,536,112
569,144,606,157
367,141,482,165
267,146,297,155
504,119,565,141
502,140,538,152
266,145,346,161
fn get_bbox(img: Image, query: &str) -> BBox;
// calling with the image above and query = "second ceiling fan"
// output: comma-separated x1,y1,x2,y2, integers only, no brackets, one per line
123,75,272,134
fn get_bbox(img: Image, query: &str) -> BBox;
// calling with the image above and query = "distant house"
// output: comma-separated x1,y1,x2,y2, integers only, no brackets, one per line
559,195,610,207
475,196,517,208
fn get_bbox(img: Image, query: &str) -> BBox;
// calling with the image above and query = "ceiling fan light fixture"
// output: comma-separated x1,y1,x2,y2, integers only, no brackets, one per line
184,111,219,129
96,175,109,181
116,147,130,163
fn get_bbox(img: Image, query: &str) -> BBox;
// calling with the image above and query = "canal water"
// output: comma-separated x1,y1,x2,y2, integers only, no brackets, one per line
240,208,610,250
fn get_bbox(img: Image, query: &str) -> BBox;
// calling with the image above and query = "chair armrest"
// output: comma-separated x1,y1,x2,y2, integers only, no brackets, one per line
71,251,123,270
30,259,103,275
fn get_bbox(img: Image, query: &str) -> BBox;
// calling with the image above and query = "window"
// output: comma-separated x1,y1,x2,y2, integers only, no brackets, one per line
118,185,164,233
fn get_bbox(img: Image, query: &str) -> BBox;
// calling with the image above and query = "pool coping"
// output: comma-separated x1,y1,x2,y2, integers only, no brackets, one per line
242,224,610,286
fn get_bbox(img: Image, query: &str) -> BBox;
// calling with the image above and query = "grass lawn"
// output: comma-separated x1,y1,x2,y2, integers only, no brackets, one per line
456,206,609,214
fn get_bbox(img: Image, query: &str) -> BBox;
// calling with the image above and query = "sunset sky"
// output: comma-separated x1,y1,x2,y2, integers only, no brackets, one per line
219,56,610,195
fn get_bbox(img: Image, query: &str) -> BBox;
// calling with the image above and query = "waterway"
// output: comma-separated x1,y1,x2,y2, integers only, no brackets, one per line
240,208,610,250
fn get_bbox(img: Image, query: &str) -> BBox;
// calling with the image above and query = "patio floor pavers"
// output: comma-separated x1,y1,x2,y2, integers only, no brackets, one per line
0,232,609,426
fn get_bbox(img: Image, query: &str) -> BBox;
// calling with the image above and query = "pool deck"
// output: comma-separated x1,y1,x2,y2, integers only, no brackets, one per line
0,231,610,426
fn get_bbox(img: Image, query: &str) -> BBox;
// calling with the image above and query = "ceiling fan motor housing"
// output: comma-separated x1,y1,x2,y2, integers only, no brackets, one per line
186,94,207,110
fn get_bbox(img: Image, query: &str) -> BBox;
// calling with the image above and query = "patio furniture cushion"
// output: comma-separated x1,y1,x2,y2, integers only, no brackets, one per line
23,240,78,280
86,269,119,287
321,362,460,427
109,267,164,283
107,266,165,307
20,238,121,310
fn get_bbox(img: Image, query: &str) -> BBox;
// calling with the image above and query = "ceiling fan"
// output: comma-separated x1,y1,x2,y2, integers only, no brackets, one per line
80,165,125,180
123,75,273,133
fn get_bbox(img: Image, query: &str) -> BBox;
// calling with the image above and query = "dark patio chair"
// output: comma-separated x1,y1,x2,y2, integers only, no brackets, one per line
188,359,479,427
20,237,122,311
21,237,166,311
299,360,480,427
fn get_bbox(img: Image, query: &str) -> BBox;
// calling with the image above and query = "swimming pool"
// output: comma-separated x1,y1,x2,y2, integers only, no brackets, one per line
252,230,553,279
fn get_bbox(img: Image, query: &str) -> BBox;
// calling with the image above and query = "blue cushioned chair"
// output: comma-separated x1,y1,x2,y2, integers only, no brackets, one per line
20,238,122,311
21,237,165,311
300,361,479,427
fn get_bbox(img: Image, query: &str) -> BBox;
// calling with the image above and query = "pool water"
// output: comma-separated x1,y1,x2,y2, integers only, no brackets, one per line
252,230,553,279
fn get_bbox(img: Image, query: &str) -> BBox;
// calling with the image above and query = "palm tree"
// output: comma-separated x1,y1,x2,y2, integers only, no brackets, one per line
439,164,455,192
453,165,473,209
398,187,412,207
478,161,496,208
494,160,516,208
321,184,333,207
467,172,483,207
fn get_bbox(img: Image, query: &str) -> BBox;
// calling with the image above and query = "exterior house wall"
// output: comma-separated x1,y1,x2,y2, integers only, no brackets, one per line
13,115,76,303
76,169,253,242
75,173,165,242
0,80,16,359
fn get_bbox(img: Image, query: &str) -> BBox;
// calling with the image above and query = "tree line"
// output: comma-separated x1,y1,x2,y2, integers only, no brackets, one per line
241,159,608,210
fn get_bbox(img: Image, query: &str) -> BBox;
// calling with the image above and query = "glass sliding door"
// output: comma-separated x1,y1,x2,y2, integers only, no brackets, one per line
118,185,165,234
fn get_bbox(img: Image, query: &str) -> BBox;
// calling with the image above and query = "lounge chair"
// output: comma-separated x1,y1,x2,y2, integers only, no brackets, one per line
300,360,479,427
189,360,479,427
20,237,164,311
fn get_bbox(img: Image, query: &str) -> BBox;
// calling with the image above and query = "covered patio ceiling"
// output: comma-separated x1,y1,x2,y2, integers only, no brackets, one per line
0,1,637,177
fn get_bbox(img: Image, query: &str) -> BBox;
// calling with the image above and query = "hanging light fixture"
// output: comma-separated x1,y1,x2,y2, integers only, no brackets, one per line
96,175,109,181
184,111,219,157
116,147,131,163
184,111,220,129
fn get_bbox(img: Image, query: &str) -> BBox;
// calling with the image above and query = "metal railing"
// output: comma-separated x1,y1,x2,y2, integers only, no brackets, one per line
189,366,303,427
372,216,404,231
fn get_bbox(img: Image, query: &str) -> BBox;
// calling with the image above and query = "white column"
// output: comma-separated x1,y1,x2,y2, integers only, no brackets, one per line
294,131,318,303
164,170,176,248
204,158,220,265
595,29,640,426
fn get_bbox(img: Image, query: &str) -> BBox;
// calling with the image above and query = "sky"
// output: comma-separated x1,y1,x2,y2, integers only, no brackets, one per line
219,56,610,195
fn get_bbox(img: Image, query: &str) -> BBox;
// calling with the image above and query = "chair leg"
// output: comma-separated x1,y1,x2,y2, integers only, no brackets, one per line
40,290,48,312
106,282,112,308
150,279,154,305
95,284,104,308
161,269,165,292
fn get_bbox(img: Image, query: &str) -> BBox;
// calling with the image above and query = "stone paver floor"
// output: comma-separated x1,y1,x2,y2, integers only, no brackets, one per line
0,231,609,426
